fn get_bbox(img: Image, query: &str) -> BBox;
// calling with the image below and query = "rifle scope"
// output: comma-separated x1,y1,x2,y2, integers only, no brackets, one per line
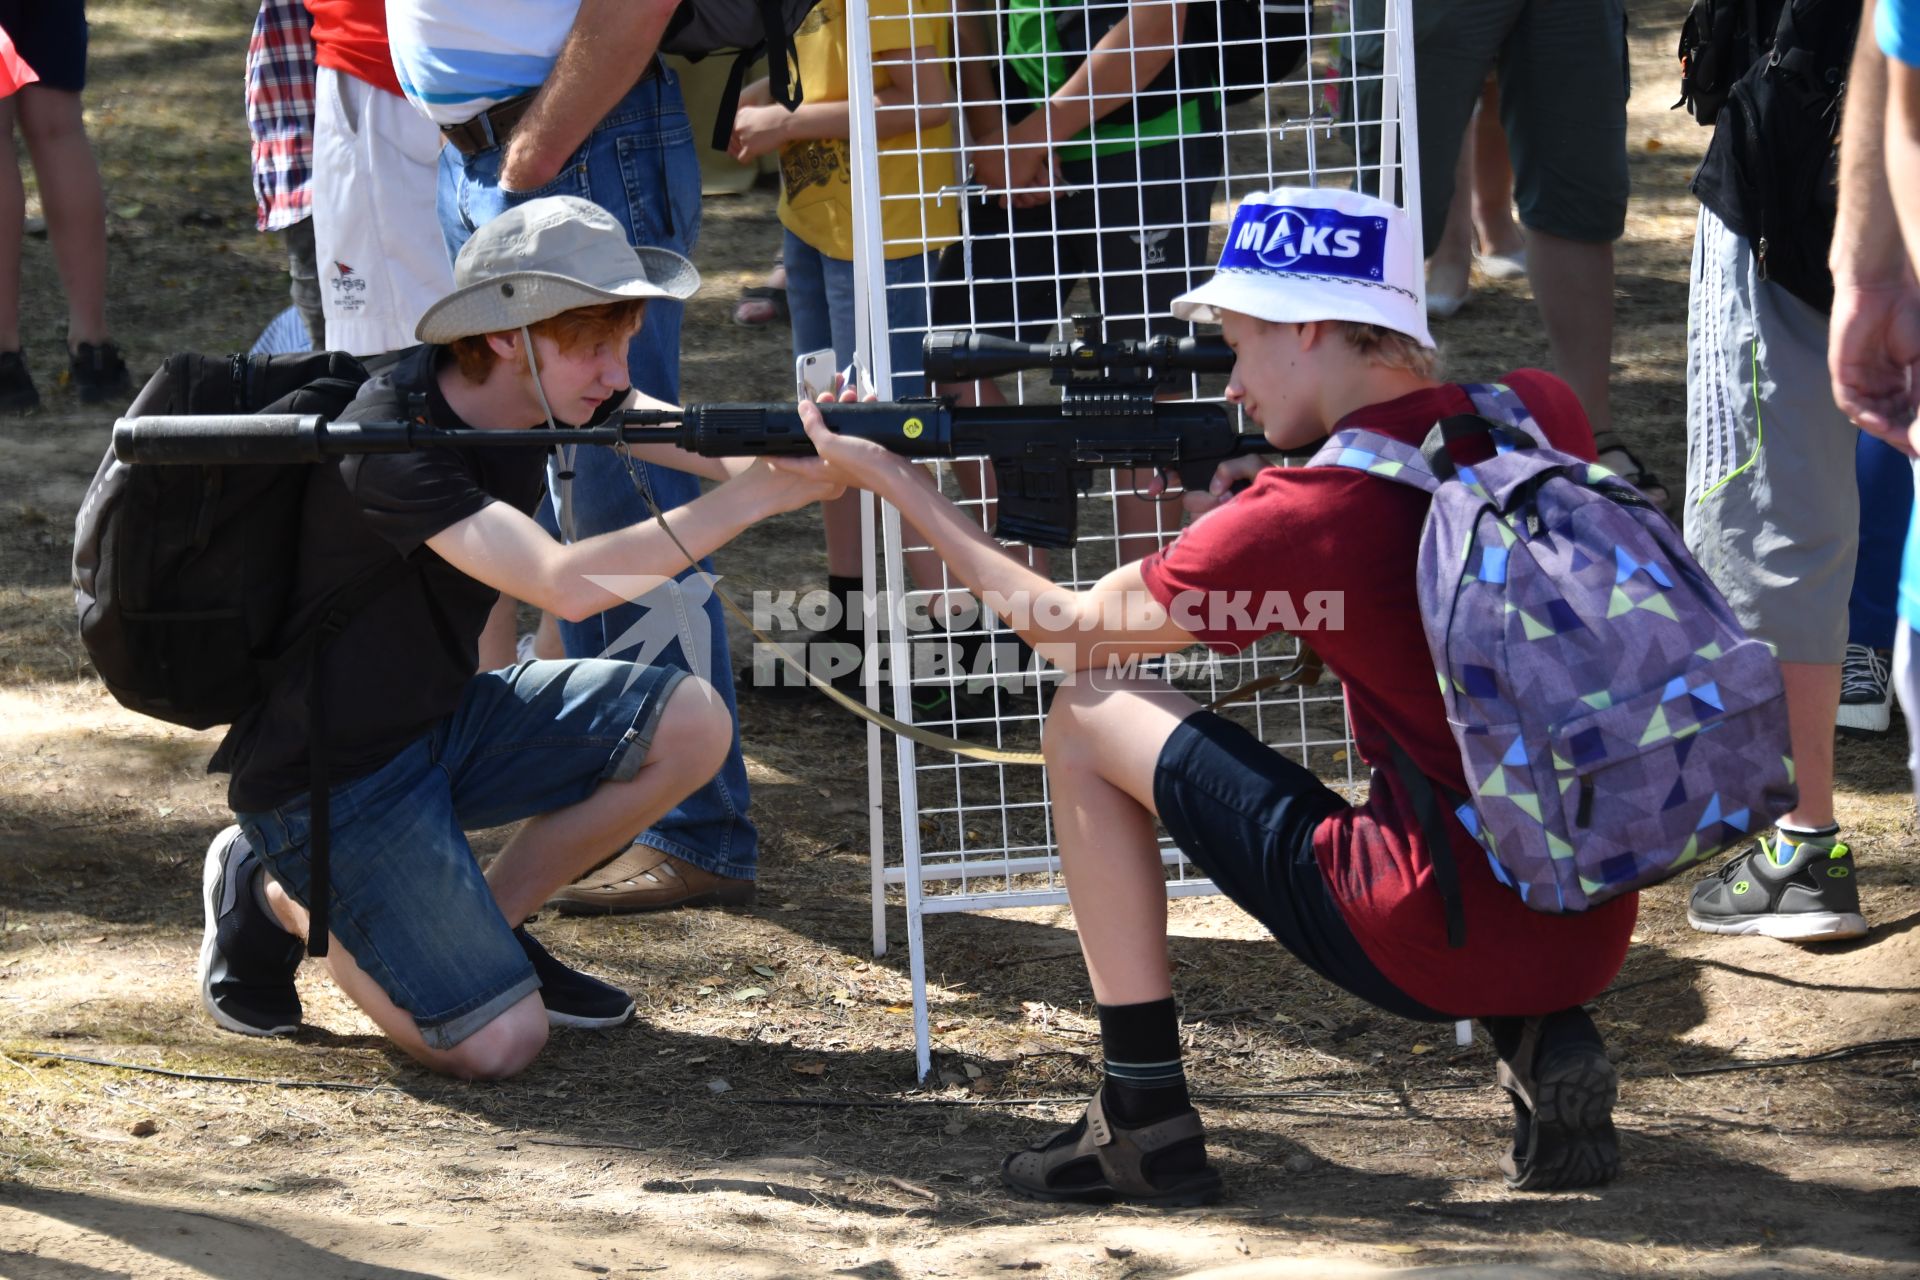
922,330,1235,383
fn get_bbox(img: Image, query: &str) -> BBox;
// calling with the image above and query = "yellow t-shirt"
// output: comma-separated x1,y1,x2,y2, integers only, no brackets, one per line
776,0,961,260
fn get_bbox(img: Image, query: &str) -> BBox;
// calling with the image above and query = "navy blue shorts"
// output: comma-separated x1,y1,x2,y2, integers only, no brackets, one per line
0,1,88,94
1153,710,1452,1023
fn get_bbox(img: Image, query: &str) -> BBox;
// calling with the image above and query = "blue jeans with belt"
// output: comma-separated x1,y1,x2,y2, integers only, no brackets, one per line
436,69,758,880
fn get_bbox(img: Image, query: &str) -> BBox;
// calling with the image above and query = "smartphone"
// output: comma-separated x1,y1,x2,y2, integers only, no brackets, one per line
796,348,838,400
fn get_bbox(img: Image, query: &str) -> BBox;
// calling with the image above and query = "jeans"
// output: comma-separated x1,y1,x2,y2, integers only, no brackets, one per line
436,69,758,880
1849,433,1914,651
238,660,685,1048
783,231,938,397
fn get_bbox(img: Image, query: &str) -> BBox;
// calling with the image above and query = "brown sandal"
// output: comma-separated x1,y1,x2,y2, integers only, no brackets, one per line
1000,1085,1222,1206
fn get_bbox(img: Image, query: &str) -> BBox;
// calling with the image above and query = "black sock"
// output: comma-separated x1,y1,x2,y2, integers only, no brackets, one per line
1097,997,1190,1123
822,574,865,685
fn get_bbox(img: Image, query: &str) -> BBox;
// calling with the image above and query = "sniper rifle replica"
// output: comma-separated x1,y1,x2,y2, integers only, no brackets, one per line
112,316,1268,549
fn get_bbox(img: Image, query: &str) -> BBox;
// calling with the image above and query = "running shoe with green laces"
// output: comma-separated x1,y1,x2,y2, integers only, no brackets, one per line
1687,835,1868,941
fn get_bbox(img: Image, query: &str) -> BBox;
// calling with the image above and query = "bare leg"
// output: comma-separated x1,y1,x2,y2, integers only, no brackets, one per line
1041,675,1199,1004
1470,79,1524,260
264,883,550,1079
0,98,22,352
1524,229,1614,441
15,87,109,348
1427,137,1475,315
1779,661,1840,829
477,596,518,671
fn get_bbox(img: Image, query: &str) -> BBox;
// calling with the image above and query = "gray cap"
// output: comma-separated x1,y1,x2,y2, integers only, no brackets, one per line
415,195,700,344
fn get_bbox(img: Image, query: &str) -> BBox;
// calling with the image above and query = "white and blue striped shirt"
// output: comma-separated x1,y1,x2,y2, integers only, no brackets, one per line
385,0,577,125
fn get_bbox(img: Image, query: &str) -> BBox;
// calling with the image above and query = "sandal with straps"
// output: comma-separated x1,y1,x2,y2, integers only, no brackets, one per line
1594,439,1671,514
1000,1084,1223,1206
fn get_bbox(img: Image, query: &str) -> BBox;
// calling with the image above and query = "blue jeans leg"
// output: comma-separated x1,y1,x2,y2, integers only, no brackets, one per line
1849,432,1914,651
782,232,938,398
433,72,756,880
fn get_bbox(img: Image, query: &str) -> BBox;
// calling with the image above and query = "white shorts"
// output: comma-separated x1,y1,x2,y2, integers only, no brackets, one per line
311,68,453,357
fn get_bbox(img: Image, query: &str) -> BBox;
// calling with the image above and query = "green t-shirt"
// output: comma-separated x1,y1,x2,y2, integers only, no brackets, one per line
1002,0,1213,160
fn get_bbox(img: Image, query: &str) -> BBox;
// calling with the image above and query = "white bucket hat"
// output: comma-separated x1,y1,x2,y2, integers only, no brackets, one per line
1172,186,1434,349
415,195,700,344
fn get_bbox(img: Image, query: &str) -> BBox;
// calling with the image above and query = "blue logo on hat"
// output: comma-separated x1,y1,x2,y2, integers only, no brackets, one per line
1217,204,1389,284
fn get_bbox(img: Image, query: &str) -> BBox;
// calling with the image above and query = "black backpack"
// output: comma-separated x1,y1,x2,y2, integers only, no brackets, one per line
661,0,824,150
1677,0,1780,125
1188,0,1310,106
1686,0,1862,310
74,351,371,728
74,350,382,959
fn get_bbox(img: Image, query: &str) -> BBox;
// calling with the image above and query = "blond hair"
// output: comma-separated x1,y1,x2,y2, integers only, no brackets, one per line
1335,321,1438,379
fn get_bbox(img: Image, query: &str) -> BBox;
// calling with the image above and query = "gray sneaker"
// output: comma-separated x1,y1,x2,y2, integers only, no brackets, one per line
1687,835,1868,942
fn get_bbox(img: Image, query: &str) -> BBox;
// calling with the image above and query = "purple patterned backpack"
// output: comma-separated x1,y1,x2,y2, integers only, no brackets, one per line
1310,383,1796,939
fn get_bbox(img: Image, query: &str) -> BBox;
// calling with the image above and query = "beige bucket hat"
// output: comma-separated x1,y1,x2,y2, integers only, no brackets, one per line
415,195,700,344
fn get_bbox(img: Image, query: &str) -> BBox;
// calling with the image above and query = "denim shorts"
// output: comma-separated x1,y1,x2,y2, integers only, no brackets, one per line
1153,710,1450,1023
237,659,687,1049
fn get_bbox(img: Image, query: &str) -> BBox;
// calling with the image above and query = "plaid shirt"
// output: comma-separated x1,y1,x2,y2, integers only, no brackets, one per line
246,0,317,231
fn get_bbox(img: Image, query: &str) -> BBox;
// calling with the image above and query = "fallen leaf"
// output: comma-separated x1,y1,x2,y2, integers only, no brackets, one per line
790,1061,826,1076
241,1179,279,1193
750,964,778,980
1104,1247,1134,1260
732,986,767,1001
885,1003,912,1015
1410,1042,1432,1055
1379,1245,1425,1255
1645,137,1664,151
706,1078,732,1094
962,1063,983,1079
129,1119,157,1138
112,201,145,219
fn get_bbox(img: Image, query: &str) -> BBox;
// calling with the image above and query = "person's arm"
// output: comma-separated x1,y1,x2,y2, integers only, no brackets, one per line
499,0,683,192
971,0,1187,200
780,401,1198,667
1831,0,1920,449
426,460,842,621
953,0,1005,140
730,44,953,161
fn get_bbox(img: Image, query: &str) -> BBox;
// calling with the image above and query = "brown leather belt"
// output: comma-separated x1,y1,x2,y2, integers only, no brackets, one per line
439,62,660,159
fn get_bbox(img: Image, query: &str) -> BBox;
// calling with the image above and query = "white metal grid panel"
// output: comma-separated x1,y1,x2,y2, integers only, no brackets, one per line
840,0,1423,1078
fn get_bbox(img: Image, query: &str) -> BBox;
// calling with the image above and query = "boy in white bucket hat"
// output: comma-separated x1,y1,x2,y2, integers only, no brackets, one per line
785,187,1629,1199
196,196,843,1079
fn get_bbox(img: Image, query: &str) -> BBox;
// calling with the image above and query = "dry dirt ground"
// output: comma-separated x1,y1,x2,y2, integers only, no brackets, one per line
2,3,1918,1277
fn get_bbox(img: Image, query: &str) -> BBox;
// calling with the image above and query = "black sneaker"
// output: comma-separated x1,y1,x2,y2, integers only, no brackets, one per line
514,926,635,1028
0,350,39,413
198,825,304,1037
1837,644,1894,736
69,340,132,404
1492,1009,1620,1191
1687,835,1868,941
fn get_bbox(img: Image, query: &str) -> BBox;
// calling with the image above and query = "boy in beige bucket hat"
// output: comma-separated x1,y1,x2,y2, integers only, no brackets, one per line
196,196,844,1079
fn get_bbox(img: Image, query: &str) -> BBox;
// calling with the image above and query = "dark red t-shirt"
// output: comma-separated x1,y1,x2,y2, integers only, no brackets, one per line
1138,370,1638,1016
307,0,404,97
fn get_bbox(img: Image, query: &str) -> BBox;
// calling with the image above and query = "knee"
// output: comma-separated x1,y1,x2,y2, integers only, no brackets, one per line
1041,678,1103,770
17,92,86,151
434,1001,548,1080
659,675,733,777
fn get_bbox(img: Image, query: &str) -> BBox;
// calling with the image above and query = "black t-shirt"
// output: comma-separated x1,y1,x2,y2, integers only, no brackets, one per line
215,344,551,812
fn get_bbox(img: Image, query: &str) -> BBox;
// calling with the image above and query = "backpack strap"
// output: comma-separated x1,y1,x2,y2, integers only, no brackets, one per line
1390,741,1469,949
1308,427,1439,494
1460,382,1550,445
